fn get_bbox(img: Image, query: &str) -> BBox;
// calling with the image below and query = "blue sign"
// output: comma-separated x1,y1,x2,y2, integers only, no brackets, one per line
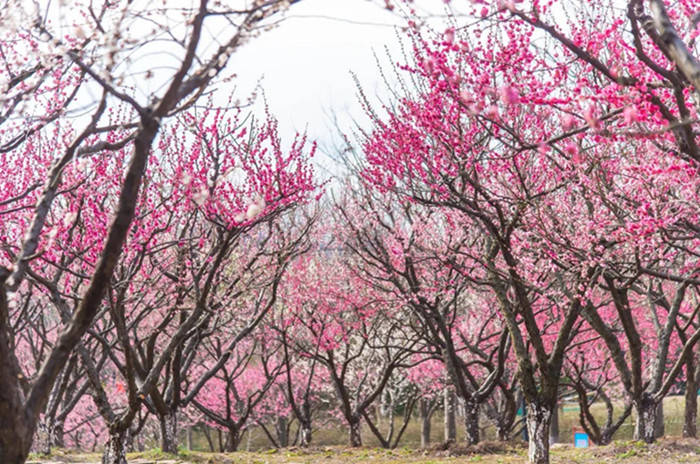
574,432,589,448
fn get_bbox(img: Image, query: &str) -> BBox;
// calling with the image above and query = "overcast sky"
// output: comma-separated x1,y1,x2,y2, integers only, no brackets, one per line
225,0,412,165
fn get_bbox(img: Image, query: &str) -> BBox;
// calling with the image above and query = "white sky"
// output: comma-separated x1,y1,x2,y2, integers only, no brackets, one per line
226,0,411,166
220,0,469,176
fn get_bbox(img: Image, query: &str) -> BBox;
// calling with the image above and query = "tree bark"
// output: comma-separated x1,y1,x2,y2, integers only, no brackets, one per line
419,398,431,448
224,428,241,452
159,410,178,453
52,421,64,449
299,421,312,447
0,273,34,464
102,429,128,464
653,400,664,439
684,354,698,438
443,387,456,442
0,413,33,464
33,420,51,455
526,403,552,464
496,423,508,442
549,401,559,444
276,416,289,448
634,395,658,443
349,419,362,447
463,399,479,445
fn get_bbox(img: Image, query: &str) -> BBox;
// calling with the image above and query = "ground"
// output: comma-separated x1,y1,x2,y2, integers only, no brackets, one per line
26,396,700,463
185,396,689,452
27,438,700,464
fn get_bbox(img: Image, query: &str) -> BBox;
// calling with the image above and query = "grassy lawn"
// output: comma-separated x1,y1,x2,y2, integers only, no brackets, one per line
27,395,700,463
230,395,689,451
27,439,700,464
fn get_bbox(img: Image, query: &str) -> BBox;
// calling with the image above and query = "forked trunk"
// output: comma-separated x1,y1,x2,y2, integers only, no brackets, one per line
599,430,614,446
526,403,551,464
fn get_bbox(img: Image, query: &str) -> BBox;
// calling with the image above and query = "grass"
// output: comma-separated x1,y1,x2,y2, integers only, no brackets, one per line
26,395,700,463
224,395,690,451
25,439,700,464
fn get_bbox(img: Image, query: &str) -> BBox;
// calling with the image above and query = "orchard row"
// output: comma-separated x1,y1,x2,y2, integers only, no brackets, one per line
0,1,699,464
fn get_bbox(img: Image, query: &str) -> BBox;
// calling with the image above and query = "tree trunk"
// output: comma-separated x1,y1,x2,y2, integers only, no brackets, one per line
549,401,559,444
159,411,178,453
349,419,362,447
463,399,479,445
684,354,698,438
125,426,136,453
526,402,552,464
299,421,312,447
653,400,664,439
224,428,241,452
419,398,431,448
634,395,658,444
0,415,33,464
276,416,288,448
496,422,508,441
34,420,51,455
202,426,215,452
102,429,128,464
0,365,34,464
52,421,64,449
444,387,456,442
598,406,616,447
